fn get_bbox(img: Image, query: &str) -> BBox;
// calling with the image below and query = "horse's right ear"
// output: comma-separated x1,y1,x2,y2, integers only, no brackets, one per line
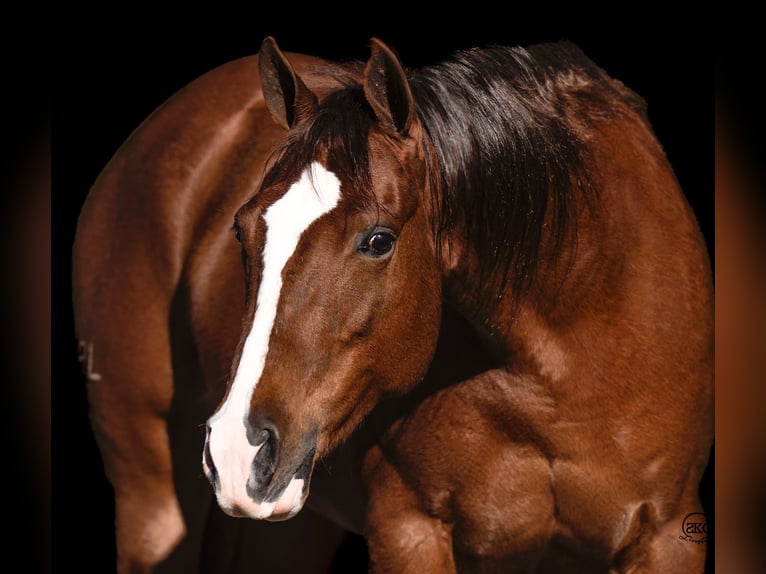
259,37,318,129
364,38,415,135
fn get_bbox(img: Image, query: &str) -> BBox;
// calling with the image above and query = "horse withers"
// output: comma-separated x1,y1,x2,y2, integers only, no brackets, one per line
74,37,713,572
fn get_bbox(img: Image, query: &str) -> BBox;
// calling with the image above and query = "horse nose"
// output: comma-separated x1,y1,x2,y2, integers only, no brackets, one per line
205,410,281,503
248,427,278,497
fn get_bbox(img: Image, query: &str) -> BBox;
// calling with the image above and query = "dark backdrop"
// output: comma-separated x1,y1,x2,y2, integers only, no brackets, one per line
56,12,712,573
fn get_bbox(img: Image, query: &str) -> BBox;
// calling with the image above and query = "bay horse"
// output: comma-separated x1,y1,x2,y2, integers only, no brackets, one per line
73,37,713,572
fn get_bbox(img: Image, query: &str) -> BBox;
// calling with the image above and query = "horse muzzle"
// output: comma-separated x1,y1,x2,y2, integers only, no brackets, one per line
203,421,317,521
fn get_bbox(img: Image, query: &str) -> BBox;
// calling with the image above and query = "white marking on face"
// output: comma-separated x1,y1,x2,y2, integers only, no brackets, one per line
205,161,342,518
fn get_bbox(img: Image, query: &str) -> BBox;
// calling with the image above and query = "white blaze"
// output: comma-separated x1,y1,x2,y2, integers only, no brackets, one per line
206,161,341,518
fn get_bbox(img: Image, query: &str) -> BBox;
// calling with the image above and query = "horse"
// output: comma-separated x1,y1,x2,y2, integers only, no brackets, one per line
73,37,713,573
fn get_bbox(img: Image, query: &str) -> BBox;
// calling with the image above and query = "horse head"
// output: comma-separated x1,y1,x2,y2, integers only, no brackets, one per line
203,37,443,520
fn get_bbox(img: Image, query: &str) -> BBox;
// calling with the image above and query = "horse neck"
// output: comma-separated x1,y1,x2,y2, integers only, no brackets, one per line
440,111,709,380
438,172,621,373
439,235,566,370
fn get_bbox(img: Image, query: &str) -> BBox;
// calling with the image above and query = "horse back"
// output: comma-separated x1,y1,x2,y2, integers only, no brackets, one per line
72,51,348,387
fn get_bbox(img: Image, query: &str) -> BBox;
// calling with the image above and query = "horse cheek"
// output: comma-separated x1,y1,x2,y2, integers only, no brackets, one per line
385,263,442,395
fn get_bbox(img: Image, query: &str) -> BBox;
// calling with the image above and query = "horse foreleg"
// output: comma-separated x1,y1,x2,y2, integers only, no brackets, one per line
608,487,708,573
638,516,707,574
82,302,213,574
88,380,184,572
363,445,456,574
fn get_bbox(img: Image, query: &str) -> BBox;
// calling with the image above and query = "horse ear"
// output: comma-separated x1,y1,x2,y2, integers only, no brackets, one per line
364,38,415,135
259,37,318,129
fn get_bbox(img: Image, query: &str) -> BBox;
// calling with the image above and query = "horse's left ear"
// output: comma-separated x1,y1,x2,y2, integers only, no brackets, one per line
259,36,318,129
364,38,416,135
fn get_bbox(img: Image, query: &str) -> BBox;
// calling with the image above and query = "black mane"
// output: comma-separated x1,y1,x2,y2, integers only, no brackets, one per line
410,42,625,308
270,43,640,310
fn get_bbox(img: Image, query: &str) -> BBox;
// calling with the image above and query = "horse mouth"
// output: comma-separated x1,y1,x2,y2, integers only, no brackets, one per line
260,446,317,521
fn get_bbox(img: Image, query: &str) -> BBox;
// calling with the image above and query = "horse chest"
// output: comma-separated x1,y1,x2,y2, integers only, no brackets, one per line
370,386,551,554
369,375,655,569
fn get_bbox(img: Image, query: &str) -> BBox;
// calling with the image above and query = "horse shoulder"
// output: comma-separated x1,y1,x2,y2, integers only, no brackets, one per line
363,370,557,569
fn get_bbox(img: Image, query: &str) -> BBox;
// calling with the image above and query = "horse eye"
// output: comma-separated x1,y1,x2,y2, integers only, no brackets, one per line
360,231,396,257
233,224,242,243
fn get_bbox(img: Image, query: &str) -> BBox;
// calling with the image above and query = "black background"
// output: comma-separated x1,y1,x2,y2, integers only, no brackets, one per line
55,11,713,573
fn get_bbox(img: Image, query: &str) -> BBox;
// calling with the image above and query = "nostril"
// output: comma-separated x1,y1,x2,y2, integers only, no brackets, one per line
249,427,270,447
249,429,278,496
203,425,217,486
247,409,275,447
